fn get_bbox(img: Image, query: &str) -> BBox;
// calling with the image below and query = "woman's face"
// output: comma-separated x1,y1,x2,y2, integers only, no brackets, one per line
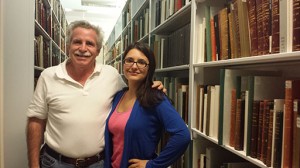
123,48,149,85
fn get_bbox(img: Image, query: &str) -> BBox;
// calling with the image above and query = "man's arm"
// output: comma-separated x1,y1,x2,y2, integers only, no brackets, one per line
26,117,46,168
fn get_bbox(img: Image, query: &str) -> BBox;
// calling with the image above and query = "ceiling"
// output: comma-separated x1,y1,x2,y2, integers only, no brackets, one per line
60,0,127,42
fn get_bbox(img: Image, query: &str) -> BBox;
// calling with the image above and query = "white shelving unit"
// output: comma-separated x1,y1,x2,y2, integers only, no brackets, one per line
104,0,300,167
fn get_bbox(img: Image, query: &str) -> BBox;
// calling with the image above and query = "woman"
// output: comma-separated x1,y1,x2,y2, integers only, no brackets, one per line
104,42,190,168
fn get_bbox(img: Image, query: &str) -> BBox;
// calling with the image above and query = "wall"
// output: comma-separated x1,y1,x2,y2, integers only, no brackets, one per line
0,0,4,166
2,0,34,167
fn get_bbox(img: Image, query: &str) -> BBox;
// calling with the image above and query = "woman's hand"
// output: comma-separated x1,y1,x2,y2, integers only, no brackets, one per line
152,81,167,94
128,159,148,168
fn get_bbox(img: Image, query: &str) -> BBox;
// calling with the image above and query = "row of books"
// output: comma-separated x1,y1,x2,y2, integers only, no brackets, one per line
194,0,300,63
193,69,300,167
52,0,62,22
34,35,64,68
197,147,258,168
122,2,131,28
34,35,50,68
156,76,189,124
35,0,51,35
151,23,190,69
133,8,149,42
154,0,190,27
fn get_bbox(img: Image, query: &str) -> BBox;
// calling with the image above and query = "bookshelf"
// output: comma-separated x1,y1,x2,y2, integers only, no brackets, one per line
190,0,300,168
105,0,192,167
104,0,300,168
34,0,67,79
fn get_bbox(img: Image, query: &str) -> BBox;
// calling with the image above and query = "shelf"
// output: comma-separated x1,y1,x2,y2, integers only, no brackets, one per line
193,52,300,68
35,21,51,40
155,64,189,72
192,128,268,168
151,2,191,35
131,0,148,20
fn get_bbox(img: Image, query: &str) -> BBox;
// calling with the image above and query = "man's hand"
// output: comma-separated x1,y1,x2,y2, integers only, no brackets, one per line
128,159,148,168
152,81,167,94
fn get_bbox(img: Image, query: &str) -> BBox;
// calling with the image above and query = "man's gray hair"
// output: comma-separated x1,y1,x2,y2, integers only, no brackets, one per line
66,20,104,50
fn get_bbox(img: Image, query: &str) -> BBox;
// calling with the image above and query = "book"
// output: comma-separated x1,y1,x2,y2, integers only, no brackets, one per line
218,7,229,60
279,0,293,53
271,0,280,53
234,96,245,151
256,100,264,159
271,99,284,168
292,99,300,168
229,1,242,58
236,0,251,57
247,0,258,56
256,0,264,55
229,88,237,147
282,79,300,167
250,100,260,158
293,0,300,51
205,5,212,62
266,103,274,167
260,100,273,163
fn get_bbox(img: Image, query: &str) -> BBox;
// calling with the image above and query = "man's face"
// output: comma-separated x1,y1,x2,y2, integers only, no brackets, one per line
67,27,100,67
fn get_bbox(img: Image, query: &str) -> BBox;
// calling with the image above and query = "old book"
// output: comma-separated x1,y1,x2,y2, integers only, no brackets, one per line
228,12,238,59
236,0,251,57
231,0,242,58
210,18,217,61
214,14,221,60
261,0,272,54
229,88,237,147
282,79,300,168
250,100,260,158
292,99,300,168
256,0,264,55
266,106,274,167
279,0,293,52
205,5,212,62
181,84,189,124
196,84,201,130
271,0,280,53
203,93,208,134
293,0,300,51
218,7,229,60
271,99,284,168
198,85,205,132
234,96,245,151
260,100,273,163
256,100,264,159
247,0,258,56
205,85,213,135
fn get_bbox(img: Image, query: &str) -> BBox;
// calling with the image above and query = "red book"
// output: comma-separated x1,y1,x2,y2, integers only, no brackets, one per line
229,89,237,147
283,80,300,168
210,18,217,61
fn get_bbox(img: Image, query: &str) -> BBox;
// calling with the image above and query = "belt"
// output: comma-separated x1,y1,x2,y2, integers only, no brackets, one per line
43,144,104,168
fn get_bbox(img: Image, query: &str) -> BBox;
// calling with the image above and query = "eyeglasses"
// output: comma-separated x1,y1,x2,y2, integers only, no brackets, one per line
123,58,149,69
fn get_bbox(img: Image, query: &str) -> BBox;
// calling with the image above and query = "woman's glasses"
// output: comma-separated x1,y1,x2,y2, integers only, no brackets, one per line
123,58,149,69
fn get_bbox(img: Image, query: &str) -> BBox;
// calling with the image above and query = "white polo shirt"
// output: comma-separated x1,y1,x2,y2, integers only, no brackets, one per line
27,60,126,158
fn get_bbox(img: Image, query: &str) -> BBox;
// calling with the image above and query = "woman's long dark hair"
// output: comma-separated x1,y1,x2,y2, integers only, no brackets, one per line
123,42,164,107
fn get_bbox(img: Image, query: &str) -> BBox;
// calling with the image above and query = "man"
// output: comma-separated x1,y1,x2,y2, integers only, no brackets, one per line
26,20,164,168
